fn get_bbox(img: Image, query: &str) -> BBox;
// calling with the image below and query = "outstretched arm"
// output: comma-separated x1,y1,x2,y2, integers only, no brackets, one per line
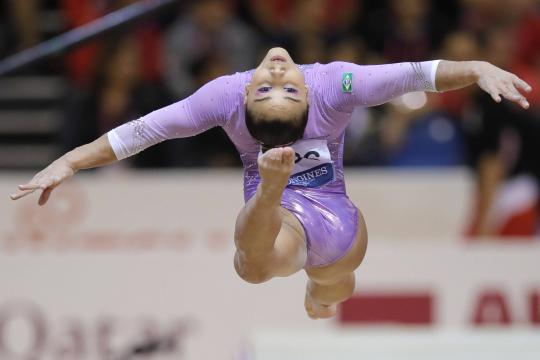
11,73,239,205
10,135,117,205
435,60,531,109
323,60,532,112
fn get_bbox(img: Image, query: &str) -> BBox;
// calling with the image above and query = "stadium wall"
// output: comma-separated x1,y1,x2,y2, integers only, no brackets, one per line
0,170,538,360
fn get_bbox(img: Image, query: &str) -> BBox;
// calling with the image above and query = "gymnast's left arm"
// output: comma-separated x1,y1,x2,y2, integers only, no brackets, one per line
435,60,531,109
321,60,532,112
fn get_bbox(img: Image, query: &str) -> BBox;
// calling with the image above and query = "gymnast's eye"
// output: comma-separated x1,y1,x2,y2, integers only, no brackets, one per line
284,87,298,93
258,87,271,93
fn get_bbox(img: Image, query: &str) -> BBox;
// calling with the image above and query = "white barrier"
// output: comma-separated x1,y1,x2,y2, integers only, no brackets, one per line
0,170,538,360
249,329,540,360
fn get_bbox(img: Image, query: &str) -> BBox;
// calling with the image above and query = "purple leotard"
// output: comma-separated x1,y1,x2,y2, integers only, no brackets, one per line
107,61,440,268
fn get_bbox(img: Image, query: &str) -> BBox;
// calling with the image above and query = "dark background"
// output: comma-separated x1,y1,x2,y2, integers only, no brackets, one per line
1,0,540,237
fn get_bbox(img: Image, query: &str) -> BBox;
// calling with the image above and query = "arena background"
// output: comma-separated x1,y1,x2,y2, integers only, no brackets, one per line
1,0,539,359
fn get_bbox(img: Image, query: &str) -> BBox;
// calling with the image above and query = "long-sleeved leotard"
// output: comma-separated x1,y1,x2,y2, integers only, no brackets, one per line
107,60,441,267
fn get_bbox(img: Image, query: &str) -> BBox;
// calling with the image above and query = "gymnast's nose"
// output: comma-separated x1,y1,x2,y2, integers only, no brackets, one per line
270,67,285,76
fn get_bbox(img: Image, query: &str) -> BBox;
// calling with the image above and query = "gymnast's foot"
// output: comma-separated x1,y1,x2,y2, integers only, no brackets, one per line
305,293,338,319
256,147,295,205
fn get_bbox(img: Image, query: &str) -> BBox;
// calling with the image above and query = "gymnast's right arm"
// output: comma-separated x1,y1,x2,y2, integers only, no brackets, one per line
10,134,117,205
11,74,236,205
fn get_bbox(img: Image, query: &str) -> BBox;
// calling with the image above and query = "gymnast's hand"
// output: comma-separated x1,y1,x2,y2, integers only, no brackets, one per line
258,147,295,187
436,60,532,109
475,61,532,109
10,158,76,205
10,135,117,205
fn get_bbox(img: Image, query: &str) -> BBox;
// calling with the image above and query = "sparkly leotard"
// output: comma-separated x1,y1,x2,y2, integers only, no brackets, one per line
107,61,440,268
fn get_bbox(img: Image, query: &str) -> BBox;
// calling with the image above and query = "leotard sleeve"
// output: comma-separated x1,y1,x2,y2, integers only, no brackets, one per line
106,74,239,160
319,60,441,113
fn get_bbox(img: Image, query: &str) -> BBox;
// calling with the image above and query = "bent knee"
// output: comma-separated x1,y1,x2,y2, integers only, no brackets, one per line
307,273,356,305
234,252,272,284
328,272,355,292
340,273,356,298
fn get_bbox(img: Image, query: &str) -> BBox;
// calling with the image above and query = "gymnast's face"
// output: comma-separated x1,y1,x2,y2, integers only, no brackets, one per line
245,48,309,122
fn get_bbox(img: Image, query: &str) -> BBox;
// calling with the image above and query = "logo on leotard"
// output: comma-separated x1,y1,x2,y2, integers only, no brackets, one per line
288,163,334,188
295,150,320,163
288,139,335,188
257,139,335,188
342,72,353,93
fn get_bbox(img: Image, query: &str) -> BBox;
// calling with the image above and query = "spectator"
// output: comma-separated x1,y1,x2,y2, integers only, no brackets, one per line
465,26,540,238
0,0,41,58
61,0,165,88
164,0,259,98
384,0,432,62
62,35,177,167
8,0,41,51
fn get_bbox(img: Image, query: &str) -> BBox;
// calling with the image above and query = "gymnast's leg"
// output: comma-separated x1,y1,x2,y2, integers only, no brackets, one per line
305,211,368,319
233,147,307,284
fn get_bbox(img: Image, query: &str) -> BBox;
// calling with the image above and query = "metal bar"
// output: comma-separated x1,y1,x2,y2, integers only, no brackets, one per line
0,0,179,76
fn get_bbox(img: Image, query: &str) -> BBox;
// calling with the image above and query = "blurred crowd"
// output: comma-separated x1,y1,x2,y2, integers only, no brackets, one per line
1,0,540,237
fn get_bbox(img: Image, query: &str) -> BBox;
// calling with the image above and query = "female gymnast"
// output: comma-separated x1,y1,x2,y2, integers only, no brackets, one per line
11,47,532,319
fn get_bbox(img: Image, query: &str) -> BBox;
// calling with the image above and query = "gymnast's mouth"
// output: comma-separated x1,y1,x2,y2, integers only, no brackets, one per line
270,56,287,62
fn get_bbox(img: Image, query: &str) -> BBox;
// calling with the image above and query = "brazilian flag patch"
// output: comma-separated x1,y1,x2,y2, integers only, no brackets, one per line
342,72,353,93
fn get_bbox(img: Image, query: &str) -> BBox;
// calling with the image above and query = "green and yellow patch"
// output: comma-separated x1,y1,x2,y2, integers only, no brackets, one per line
342,72,353,93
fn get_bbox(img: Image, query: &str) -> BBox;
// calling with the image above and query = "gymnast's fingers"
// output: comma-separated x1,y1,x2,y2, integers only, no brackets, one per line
513,75,532,93
487,86,502,103
282,147,295,165
10,188,36,200
501,83,530,109
18,180,43,191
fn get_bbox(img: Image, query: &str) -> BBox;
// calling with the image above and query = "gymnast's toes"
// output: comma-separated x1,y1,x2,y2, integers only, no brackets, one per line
304,294,337,320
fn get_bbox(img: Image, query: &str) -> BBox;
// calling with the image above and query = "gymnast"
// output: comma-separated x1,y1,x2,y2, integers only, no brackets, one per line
11,47,532,319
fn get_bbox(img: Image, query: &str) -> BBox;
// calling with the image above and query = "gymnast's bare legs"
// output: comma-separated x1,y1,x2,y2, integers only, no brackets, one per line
233,147,368,319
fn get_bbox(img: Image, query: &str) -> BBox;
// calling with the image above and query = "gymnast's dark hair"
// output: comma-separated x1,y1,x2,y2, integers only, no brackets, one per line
245,106,309,152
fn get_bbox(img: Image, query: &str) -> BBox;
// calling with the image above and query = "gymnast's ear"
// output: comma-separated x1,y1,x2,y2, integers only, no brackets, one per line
244,83,250,105
305,85,310,105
